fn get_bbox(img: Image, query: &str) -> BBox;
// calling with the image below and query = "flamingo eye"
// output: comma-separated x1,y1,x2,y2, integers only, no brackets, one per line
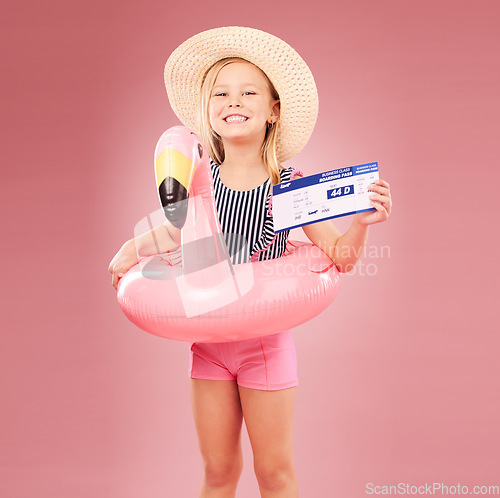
197,143,203,159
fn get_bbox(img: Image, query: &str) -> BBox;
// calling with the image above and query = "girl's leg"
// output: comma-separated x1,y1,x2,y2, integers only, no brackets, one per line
190,378,244,498
238,386,298,497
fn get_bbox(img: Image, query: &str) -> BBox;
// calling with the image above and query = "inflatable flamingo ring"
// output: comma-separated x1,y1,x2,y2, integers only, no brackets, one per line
116,126,341,343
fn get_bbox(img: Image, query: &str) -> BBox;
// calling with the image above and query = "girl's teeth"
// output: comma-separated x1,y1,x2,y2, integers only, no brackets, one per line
225,116,247,122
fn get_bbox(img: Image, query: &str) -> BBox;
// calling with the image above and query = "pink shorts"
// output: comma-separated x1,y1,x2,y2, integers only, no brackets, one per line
189,330,298,391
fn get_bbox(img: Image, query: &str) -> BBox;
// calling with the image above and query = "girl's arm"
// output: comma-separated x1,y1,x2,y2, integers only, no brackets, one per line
132,221,181,257
108,221,181,289
302,217,368,273
300,178,392,272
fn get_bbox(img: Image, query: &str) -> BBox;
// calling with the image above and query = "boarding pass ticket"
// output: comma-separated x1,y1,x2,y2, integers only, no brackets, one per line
272,162,379,233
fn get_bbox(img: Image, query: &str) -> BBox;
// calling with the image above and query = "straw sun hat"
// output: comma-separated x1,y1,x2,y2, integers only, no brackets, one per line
164,26,319,163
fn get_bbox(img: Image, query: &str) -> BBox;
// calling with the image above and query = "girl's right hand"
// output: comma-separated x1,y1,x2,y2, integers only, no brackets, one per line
108,239,139,290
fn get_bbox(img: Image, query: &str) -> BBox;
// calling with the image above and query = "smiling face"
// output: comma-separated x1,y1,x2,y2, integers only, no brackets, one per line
208,61,280,147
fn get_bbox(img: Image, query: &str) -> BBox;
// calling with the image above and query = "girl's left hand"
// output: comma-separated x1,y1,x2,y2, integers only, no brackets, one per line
355,178,392,226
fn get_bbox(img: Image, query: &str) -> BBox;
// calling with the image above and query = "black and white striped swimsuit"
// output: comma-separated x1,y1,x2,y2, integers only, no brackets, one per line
210,158,301,264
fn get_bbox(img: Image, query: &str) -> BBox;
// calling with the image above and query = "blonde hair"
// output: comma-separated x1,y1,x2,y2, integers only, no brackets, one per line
199,57,282,188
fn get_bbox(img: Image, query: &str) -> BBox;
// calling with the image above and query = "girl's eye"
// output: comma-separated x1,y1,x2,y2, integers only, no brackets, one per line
213,92,255,97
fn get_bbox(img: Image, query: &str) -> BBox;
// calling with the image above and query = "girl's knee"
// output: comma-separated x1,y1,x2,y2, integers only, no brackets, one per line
254,460,295,492
203,457,243,488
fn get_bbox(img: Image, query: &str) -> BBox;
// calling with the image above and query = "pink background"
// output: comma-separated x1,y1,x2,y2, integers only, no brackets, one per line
2,0,499,496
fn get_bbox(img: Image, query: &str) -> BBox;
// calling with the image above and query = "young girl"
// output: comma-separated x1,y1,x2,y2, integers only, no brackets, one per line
109,26,392,498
